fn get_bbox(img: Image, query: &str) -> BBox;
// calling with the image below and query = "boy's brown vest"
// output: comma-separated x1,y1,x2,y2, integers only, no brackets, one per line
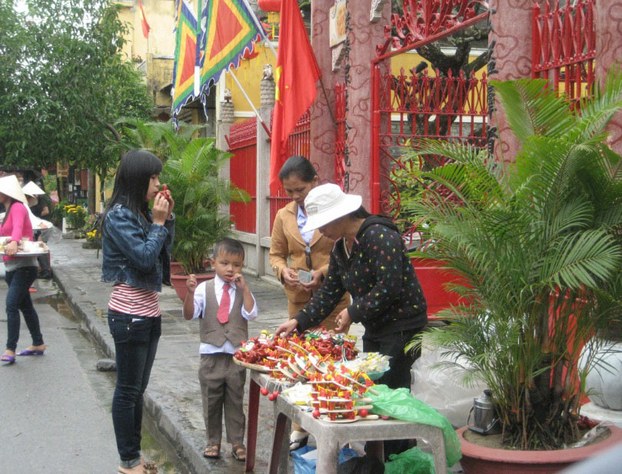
200,279,247,348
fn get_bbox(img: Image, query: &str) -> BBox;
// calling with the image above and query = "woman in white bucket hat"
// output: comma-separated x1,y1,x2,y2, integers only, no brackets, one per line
0,175,46,364
269,156,351,451
275,183,428,459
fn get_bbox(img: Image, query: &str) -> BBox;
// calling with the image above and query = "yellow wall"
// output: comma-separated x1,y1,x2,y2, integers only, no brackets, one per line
226,45,489,116
225,43,277,115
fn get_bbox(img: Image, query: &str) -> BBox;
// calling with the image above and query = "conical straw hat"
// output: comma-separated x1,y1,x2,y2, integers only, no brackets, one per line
0,175,28,204
23,181,46,196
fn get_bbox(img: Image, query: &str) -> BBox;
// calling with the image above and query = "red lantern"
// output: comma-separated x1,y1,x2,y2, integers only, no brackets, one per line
258,0,280,12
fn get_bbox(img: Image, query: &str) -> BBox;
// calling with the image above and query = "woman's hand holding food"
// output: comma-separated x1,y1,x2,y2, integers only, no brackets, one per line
275,318,299,337
335,308,352,333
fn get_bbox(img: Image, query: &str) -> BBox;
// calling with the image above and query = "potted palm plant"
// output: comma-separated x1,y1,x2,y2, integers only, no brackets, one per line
110,119,249,300
161,136,249,300
404,70,622,471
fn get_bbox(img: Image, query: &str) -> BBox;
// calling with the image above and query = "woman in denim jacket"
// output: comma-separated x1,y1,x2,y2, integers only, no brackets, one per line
101,150,174,474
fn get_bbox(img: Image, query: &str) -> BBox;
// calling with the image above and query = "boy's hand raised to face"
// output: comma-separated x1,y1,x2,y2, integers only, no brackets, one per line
231,273,247,291
186,273,197,292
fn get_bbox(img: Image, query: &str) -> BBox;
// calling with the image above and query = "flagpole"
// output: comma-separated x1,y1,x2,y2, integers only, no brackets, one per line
240,0,278,59
228,69,272,138
194,0,203,96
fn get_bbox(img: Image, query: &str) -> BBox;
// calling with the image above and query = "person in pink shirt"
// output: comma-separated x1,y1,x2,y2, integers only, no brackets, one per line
0,175,46,364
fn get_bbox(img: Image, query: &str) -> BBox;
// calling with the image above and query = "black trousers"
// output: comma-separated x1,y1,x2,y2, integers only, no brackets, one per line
363,327,423,460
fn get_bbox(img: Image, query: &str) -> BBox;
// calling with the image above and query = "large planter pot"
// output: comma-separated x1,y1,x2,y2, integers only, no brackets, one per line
170,271,215,301
458,425,622,473
580,339,622,410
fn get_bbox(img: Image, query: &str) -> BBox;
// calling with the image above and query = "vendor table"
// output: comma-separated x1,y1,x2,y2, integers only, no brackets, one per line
244,370,447,474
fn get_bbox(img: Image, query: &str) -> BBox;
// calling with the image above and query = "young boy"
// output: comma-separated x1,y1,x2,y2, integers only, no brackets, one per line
183,237,258,462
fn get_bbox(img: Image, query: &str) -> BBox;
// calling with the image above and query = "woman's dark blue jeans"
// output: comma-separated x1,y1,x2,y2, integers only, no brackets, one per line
108,311,161,466
5,266,43,351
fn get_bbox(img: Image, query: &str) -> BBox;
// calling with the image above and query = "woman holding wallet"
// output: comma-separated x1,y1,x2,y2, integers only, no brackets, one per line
269,155,349,329
269,156,350,449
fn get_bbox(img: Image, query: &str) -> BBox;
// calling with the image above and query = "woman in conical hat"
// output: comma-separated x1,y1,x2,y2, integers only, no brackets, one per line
22,181,54,279
0,175,46,364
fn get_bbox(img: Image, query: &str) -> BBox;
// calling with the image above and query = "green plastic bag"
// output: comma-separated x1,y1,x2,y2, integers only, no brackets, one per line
366,385,462,467
384,447,435,474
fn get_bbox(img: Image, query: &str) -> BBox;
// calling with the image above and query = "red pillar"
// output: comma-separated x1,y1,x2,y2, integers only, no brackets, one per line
488,0,534,163
311,0,390,206
310,0,336,182
596,1,622,155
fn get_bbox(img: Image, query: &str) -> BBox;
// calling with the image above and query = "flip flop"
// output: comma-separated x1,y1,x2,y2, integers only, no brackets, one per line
232,445,246,462
1,354,16,364
17,349,45,356
203,444,220,459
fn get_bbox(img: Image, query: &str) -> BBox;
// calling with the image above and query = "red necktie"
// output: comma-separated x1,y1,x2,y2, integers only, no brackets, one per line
217,283,230,324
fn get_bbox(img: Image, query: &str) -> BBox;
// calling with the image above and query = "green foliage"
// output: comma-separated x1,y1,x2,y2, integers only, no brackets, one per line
403,70,622,450
0,0,152,175
113,120,249,274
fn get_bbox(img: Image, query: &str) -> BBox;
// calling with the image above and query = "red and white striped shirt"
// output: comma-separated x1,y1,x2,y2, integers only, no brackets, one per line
108,283,160,317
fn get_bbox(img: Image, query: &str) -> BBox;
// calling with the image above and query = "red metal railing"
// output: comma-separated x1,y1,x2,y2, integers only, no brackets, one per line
532,0,596,107
370,0,490,214
372,67,488,216
228,117,257,233
268,110,311,231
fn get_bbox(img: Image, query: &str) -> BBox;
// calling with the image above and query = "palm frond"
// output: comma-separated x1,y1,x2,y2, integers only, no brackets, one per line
402,70,622,450
492,79,576,142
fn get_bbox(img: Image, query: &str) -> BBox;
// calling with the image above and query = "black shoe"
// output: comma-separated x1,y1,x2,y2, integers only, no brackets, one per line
38,271,52,280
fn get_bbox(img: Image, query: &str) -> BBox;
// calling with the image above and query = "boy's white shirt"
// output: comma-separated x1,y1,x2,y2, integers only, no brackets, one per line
191,274,258,355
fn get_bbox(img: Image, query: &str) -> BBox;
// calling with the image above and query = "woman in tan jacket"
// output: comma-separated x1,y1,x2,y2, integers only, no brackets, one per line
269,156,350,450
270,156,349,327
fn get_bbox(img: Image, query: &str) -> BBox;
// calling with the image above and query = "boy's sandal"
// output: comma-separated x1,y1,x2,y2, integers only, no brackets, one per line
232,445,246,462
203,444,220,459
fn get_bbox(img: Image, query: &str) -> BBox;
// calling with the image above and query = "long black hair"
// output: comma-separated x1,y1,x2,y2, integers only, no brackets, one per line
104,150,163,218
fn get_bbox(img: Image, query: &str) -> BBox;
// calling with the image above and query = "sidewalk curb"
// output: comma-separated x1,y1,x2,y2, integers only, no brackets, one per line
52,269,204,473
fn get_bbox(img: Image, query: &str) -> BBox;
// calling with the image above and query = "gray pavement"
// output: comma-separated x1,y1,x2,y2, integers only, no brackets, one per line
47,237,365,473
0,275,119,472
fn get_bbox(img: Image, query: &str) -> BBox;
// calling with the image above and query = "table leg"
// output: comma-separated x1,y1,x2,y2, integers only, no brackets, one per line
269,412,289,474
429,430,447,474
315,436,340,474
366,440,384,464
245,377,260,472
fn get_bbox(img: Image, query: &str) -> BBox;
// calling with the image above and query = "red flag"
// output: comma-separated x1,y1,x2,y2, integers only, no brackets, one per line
269,0,321,194
138,0,151,38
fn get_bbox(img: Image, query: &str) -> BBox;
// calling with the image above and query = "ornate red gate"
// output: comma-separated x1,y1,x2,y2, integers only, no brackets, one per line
532,0,596,108
370,0,490,216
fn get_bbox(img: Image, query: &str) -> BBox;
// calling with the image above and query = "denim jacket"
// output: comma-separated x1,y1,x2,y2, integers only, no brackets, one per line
101,204,175,292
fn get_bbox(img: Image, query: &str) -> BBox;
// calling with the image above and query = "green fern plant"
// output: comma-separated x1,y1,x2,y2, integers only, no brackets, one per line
405,69,622,450
109,119,249,274
162,136,248,273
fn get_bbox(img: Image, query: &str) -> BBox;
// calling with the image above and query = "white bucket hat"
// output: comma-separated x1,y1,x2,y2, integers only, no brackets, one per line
302,183,362,233
23,181,46,196
0,175,28,204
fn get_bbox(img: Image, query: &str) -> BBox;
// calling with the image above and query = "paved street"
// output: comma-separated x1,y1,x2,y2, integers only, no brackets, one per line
0,235,368,473
1,236,365,473
0,276,119,472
